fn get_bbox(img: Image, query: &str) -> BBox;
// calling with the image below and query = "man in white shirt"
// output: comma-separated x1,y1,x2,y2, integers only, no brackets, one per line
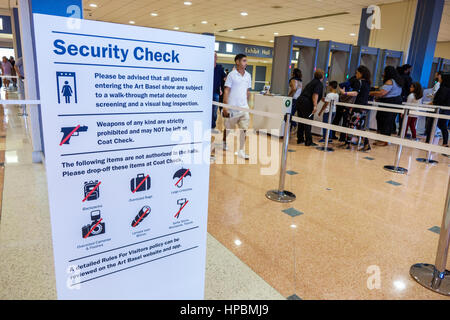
318,80,339,142
222,54,252,160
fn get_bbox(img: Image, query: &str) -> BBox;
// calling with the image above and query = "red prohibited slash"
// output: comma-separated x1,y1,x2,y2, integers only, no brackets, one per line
83,218,103,239
174,200,189,219
132,174,150,193
175,169,190,187
132,208,150,228
60,125,81,146
82,181,101,202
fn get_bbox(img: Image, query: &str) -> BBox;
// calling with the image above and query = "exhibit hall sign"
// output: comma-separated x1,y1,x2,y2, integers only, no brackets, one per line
33,13,214,299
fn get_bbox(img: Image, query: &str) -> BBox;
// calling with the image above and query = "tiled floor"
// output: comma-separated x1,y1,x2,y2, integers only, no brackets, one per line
208,122,450,300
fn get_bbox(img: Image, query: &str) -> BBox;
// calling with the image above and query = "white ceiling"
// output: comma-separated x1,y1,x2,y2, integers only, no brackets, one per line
0,0,448,45
80,0,450,45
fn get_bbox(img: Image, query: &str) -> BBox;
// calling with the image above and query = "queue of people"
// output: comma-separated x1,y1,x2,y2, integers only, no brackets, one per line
210,53,449,161
1,56,18,90
292,63,450,151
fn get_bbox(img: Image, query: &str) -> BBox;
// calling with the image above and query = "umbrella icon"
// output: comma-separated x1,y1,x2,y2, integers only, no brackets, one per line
173,168,191,188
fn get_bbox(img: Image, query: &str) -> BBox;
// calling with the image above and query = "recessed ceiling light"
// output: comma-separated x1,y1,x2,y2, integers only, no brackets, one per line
89,3,97,8
393,280,406,291
240,36,245,39
184,1,192,5
350,33,356,36
150,12,158,16
274,32,279,35
269,40,274,43
241,12,248,16
174,26,180,30
234,239,242,246
129,21,135,24
201,21,208,24
318,27,325,31
227,29,234,32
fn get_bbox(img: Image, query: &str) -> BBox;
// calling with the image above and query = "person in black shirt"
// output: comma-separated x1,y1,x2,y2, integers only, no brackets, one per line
212,53,226,129
332,76,360,141
340,65,372,151
296,69,325,146
427,73,450,147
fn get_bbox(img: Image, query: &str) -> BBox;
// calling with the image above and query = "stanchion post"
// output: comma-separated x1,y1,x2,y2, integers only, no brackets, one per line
410,177,450,296
266,113,296,203
383,108,409,174
317,100,335,152
417,107,441,164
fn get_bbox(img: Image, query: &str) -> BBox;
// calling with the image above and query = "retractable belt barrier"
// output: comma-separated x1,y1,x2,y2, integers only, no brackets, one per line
214,99,449,203
410,177,450,296
404,102,450,111
212,101,283,120
215,99,450,295
409,110,450,121
291,113,450,155
362,101,449,165
213,100,450,157
370,100,438,112
0,100,41,105
337,101,403,114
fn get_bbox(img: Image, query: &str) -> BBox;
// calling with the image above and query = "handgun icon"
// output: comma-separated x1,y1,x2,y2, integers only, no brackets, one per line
60,125,88,145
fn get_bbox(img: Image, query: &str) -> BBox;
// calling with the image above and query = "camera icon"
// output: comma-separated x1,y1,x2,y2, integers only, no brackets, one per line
82,210,105,239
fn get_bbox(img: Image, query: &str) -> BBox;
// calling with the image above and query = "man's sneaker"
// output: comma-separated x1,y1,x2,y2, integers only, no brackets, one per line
236,150,250,160
319,139,325,143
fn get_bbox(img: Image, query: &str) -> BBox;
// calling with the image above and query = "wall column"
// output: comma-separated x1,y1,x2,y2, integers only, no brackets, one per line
407,0,445,87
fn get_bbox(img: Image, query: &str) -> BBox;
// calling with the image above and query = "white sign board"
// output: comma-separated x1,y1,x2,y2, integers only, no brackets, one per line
33,13,213,299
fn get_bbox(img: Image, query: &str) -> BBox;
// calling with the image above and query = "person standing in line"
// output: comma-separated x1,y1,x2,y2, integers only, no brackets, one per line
296,69,325,146
400,64,413,102
210,53,226,161
340,65,372,151
212,53,225,130
287,68,302,134
396,64,413,134
14,57,25,98
370,66,404,146
1,56,13,90
318,80,338,142
9,57,17,89
427,73,450,147
222,53,252,160
425,71,443,140
405,82,423,140
332,76,359,142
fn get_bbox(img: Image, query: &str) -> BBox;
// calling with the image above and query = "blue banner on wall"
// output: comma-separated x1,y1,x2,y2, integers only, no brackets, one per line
31,0,83,18
0,15,12,34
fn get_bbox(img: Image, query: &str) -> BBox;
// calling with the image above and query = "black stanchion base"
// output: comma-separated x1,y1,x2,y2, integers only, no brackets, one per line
383,165,408,174
410,263,450,296
265,190,296,203
416,158,439,164
316,146,334,152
